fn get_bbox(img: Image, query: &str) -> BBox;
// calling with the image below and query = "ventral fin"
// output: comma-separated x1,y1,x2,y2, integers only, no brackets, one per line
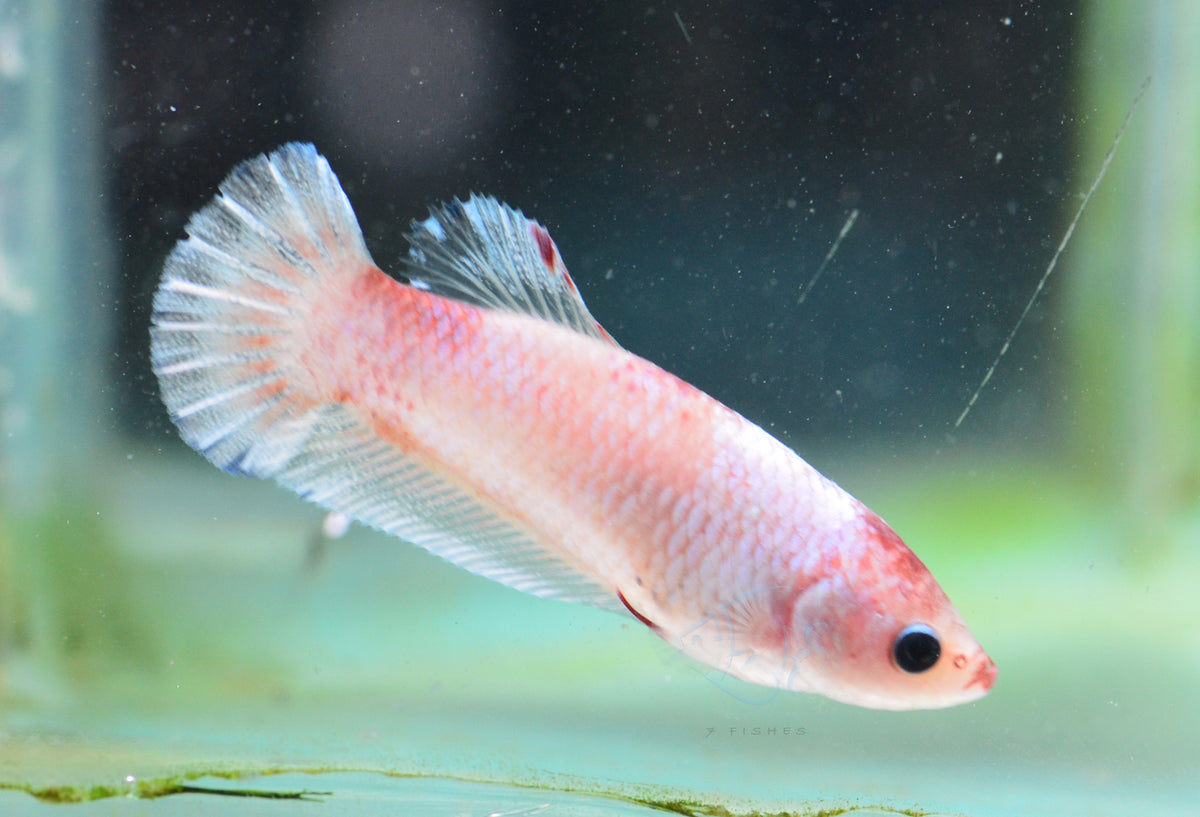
404,195,617,345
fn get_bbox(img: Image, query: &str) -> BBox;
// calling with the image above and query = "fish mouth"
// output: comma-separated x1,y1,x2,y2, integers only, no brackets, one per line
965,653,998,692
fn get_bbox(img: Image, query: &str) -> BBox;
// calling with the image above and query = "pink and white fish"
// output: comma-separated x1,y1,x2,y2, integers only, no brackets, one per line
150,143,996,709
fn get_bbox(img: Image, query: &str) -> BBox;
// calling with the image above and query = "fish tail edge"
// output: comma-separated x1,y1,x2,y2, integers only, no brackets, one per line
150,142,373,478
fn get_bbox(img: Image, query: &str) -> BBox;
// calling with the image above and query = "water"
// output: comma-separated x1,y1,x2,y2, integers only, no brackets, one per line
3,2,1199,815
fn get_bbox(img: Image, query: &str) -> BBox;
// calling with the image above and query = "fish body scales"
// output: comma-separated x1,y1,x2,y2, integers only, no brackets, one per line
320,273,853,641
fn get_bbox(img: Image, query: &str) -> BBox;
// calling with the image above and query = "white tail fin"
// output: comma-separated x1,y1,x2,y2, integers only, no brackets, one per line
150,143,374,477
151,144,624,611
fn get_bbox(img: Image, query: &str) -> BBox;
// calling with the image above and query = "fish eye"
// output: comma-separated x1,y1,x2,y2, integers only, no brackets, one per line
892,623,941,673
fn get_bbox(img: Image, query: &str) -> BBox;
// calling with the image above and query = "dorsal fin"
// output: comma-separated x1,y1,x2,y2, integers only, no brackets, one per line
404,195,617,344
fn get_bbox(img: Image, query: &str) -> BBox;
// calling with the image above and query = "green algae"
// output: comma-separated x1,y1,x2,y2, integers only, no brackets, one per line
0,767,933,816
0,767,318,803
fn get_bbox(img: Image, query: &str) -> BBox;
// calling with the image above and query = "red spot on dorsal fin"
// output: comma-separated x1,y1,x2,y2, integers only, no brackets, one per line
618,590,661,633
530,222,557,271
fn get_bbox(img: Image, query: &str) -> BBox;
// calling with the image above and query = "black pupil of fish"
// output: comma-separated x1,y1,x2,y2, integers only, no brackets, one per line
893,624,941,673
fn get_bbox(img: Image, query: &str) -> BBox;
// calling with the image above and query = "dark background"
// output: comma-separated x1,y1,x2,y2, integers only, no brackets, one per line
106,0,1080,448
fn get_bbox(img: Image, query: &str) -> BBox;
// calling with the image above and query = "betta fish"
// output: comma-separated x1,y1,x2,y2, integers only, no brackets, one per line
151,143,995,709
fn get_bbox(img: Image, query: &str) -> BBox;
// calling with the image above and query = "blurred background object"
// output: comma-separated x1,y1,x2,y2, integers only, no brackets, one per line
1068,0,1200,559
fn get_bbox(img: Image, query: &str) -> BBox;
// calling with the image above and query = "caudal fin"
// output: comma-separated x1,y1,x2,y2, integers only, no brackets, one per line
150,142,373,477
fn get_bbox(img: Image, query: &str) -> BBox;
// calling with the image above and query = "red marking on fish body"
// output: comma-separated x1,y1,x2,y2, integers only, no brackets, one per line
618,590,661,633
859,509,937,591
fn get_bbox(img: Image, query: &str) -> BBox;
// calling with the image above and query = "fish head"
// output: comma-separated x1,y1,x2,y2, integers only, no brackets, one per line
786,507,997,710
